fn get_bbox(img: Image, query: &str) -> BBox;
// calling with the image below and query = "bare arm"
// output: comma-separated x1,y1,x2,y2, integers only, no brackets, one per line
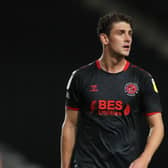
129,113,164,168
61,108,79,168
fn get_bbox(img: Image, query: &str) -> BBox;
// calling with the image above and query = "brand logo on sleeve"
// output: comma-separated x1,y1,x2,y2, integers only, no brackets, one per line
124,82,139,96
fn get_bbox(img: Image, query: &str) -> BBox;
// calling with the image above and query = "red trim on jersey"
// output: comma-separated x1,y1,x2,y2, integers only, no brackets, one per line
123,61,130,71
96,60,101,69
146,112,161,116
66,106,80,111
96,60,130,72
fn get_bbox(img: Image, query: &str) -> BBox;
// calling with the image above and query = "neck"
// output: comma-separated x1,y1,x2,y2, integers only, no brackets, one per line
99,53,127,73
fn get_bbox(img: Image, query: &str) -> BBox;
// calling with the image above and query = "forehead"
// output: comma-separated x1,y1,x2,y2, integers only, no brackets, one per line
111,21,132,31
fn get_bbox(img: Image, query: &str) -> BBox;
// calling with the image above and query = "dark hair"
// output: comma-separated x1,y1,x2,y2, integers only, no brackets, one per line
97,12,133,36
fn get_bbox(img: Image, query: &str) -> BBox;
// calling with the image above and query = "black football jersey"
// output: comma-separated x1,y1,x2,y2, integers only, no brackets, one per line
65,60,162,168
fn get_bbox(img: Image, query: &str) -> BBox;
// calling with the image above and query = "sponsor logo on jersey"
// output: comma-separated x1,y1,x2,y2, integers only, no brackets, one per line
90,100,130,116
151,78,158,93
89,85,99,92
124,82,139,96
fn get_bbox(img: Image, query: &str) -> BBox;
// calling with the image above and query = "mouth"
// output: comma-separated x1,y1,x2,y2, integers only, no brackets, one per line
123,45,130,48
123,45,130,51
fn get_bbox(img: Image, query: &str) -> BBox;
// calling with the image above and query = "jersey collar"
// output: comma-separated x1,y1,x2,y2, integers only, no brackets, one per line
96,59,130,72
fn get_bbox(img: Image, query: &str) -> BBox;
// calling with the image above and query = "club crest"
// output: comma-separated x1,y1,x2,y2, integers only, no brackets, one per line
124,82,139,96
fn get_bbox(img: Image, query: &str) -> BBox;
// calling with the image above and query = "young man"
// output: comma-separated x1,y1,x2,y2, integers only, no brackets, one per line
61,12,164,168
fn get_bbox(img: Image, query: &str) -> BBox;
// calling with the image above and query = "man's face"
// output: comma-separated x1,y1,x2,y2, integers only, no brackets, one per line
107,21,133,57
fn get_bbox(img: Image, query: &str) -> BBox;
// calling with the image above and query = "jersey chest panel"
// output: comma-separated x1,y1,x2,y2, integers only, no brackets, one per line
80,71,140,116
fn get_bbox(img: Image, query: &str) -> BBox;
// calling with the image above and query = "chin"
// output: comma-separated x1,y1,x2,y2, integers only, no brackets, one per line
121,52,130,57
114,51,130,57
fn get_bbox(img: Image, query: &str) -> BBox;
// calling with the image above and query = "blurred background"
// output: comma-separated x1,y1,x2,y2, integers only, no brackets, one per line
0,2,167,168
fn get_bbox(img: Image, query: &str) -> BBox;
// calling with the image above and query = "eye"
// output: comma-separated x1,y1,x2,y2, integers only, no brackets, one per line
118,30,124,35
129,31,133,37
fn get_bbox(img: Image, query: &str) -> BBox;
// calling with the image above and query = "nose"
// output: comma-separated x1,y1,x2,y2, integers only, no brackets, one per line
124,33,132,43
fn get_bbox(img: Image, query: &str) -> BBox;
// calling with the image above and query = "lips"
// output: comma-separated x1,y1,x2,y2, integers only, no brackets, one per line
123,45,130,48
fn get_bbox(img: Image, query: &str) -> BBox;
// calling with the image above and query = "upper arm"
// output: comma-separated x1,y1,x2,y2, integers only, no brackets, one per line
141,73,162,116
65,71,81,111
64,70,81,127
63,108,79,127
147,113,164,128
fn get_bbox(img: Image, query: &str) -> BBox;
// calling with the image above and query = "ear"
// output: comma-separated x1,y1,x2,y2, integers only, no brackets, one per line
99,33,109,45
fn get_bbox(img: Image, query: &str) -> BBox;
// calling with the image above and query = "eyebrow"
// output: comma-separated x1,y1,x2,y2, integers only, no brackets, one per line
117,29,133,32
116,29,133,34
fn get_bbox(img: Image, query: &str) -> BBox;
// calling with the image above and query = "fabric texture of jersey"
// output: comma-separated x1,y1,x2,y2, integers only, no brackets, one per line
65,60,162,168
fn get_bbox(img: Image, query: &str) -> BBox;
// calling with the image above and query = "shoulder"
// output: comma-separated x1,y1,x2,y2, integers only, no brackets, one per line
129,63,152,79
71,61,96,78
66,62,94,89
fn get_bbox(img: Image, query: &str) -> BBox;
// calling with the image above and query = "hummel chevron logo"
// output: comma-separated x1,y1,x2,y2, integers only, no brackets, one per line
89,85,99,92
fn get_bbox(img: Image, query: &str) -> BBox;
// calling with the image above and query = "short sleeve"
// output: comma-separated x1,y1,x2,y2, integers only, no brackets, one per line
65,70,80,111
141,74,162,116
